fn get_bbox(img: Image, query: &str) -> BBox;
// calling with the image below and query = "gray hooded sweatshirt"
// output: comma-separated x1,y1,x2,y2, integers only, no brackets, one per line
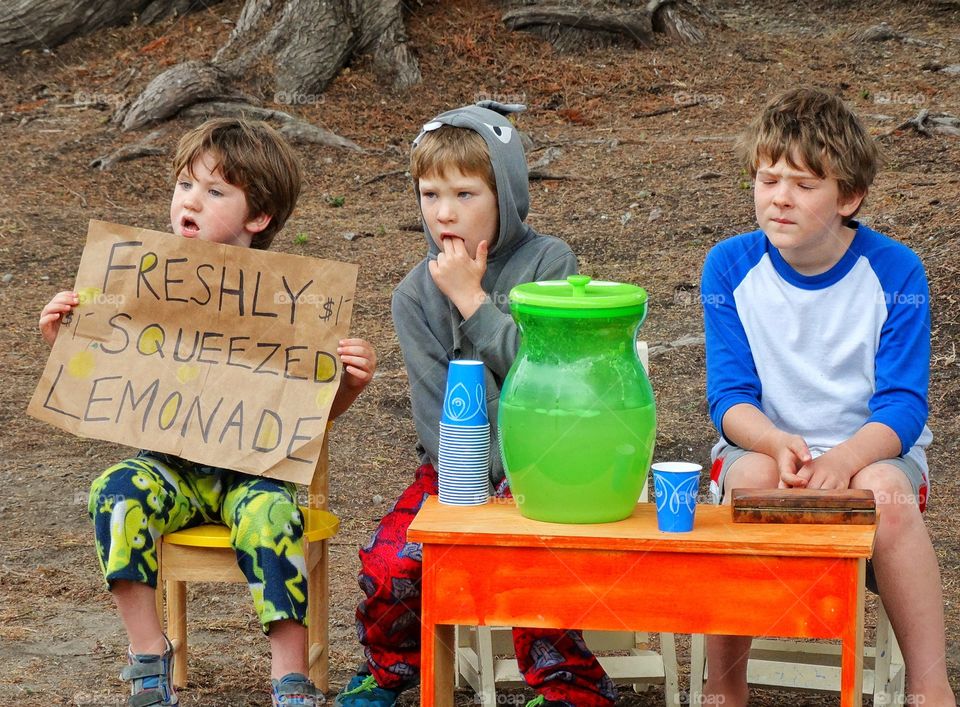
391,102,578,486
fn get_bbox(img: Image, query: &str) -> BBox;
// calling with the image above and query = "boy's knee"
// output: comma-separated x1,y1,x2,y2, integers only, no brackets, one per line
854,463,924,537
723,453,779,496
88,460,148,515
854,463,918,507
232,490,302,544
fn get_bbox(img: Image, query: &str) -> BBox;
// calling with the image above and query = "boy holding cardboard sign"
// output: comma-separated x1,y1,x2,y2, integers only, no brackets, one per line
700,88,955,705
38,118,375,707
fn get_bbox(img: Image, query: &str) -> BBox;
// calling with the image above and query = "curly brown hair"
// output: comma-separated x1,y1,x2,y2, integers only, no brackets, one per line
173,118,302,250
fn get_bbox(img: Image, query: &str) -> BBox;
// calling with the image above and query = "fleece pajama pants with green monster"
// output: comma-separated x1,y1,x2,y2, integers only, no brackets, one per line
88,452,307,631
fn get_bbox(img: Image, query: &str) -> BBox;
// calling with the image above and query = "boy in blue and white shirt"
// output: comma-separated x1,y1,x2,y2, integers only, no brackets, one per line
700,87,955,706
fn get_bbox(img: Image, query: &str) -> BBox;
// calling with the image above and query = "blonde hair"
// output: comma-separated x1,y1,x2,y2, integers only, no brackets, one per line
410,125,497,195
173,118,302,250
740,87,880,203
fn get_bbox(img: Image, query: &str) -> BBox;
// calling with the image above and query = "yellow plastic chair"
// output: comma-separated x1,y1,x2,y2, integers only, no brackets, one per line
156,433,339,691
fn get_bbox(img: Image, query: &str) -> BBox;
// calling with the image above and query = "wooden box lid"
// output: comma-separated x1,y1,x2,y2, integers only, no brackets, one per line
731,488,876,525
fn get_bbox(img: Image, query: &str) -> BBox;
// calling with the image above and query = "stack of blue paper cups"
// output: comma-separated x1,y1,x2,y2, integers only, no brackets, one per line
437,360,490,506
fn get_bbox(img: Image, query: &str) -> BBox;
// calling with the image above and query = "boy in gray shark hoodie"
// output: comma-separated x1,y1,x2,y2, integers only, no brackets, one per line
335,103,617,707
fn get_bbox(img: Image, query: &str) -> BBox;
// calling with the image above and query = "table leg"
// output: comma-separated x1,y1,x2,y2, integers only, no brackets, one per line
420,621,454,707
420,546,454,707
840,558,866,706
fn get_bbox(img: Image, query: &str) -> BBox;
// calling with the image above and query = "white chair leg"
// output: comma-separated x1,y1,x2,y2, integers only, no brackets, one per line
454,625,465,690
689,633,706,706
660,632,680,705
476,625,496,705
873,602,905,707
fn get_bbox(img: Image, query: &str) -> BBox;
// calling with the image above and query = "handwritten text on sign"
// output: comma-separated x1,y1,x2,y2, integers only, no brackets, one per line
28,221,358,485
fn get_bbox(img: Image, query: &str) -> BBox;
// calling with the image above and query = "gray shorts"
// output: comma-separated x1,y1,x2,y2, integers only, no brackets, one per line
710,444,927,505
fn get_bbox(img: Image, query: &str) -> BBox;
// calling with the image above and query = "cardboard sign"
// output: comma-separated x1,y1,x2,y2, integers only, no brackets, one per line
28,220,357,485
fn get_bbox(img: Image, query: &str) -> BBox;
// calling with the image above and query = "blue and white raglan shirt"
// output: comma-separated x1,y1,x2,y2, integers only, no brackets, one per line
701,221,932,497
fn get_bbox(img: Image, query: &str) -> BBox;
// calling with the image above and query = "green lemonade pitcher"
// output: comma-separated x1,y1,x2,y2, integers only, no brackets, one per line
499,275,656,523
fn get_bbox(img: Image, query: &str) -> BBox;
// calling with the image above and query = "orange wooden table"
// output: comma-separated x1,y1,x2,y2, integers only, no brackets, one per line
408,497,876,707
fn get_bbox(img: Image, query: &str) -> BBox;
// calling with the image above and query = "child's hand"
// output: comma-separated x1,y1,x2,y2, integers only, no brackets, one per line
429,237,488,319
794,448,856,490
39,291,79,347
774,432,813,487
329,338,376,420
337,338,376,392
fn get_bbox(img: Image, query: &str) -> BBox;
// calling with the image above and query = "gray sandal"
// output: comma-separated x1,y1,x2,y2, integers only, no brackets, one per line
120,636,179,706
272,672,322,706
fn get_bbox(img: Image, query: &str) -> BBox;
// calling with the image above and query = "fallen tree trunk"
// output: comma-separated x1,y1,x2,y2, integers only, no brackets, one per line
502,0,721,50
0,0,216,63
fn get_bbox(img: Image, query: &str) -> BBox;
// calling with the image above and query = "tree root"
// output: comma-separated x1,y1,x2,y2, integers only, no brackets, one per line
885,110,960,138
179,101,364,152
89,129,167,170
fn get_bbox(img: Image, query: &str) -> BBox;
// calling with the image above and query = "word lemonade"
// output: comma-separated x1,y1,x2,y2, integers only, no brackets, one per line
29,221,357,483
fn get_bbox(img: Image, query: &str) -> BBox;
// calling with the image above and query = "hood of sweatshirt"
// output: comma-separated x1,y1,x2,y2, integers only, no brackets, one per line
412,101,533,266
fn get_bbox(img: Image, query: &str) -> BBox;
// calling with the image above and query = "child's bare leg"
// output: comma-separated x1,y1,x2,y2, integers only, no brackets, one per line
852,463,957,705
268,619,308,679
703,452,779,706
704,635,751,707
112,580,167,655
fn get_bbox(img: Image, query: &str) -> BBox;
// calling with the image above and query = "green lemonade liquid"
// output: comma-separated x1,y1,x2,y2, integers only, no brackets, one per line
499,400,656,523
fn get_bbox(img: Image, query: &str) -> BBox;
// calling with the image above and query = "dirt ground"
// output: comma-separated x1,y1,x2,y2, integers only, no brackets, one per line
0,1,957,705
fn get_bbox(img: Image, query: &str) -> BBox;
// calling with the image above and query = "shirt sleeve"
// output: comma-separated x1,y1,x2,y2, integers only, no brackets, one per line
391,289,449,468
701,243,763,437
867,253,930,453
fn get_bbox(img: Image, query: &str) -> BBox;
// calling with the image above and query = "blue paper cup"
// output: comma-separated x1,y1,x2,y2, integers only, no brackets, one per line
437,417,490,506
651,462,702,532
441,361,488,426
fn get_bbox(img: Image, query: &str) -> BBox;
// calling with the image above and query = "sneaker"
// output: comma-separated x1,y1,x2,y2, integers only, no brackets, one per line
272,672,322,706
334,672,401,706
119,635,179,706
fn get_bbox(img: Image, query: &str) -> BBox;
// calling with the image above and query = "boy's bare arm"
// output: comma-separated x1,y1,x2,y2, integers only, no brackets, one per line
329,338,377,420
793,422,901,490
39,290,79,347
721,403,812,483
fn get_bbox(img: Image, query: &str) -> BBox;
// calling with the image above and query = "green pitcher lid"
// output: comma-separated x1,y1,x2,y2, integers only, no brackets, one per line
510,275,648,314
